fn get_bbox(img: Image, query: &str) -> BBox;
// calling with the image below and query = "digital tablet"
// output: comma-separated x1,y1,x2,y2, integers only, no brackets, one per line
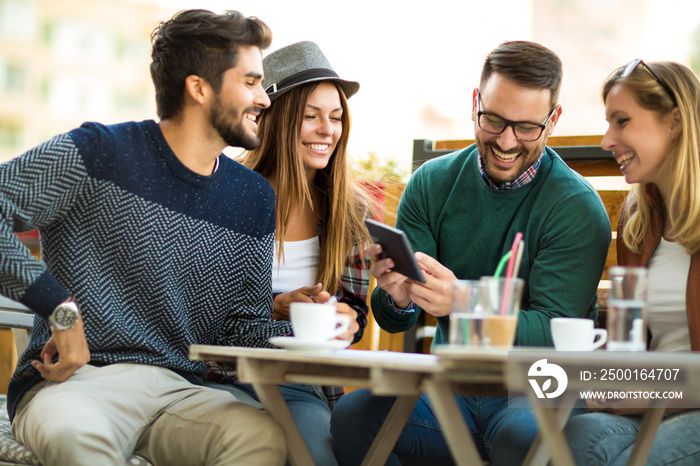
365,219,425,283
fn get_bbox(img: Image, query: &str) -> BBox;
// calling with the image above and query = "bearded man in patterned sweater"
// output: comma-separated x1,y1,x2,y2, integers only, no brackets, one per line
0,9,292,466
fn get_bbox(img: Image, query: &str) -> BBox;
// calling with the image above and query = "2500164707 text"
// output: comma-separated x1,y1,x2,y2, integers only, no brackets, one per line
580,368,681,382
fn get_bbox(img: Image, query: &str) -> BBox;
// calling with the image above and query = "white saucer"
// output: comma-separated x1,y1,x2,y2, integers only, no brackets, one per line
269,336,350,352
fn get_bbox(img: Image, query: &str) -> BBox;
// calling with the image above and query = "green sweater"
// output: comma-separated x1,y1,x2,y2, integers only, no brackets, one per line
371,145,611,348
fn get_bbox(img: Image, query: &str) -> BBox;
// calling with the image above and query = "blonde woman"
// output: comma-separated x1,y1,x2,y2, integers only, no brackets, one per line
564,60,700,465
208,41,376,466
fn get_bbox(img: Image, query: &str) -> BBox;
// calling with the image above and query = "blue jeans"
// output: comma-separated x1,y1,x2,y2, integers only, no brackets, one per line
563,410,700,465
205,381,337,466
330,390,586,466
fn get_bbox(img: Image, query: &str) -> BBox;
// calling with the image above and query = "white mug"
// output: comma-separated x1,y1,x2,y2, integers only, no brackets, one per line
290,302,351,342
551,317,607,351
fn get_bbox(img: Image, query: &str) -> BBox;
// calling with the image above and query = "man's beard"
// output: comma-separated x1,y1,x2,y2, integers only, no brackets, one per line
210,97,259,150
476,138,546,185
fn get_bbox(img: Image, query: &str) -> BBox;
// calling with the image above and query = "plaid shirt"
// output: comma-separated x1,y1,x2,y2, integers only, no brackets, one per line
478,150,544,189
207,240,371,409
323,242,371,406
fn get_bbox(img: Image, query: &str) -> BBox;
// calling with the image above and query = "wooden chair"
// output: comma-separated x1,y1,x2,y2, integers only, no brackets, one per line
404,136,628,353
0,297,32,358
1,232,39,361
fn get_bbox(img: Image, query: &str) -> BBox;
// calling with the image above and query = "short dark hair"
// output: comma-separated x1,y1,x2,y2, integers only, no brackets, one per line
480,41,563,108
150,9,272,120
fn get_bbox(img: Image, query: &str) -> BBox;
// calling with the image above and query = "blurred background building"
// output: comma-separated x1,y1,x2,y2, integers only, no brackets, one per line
1,0,699,170
0,0,165,161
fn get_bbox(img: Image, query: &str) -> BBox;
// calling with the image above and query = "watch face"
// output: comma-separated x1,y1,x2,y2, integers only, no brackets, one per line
52,303,79,329
55,307,75,326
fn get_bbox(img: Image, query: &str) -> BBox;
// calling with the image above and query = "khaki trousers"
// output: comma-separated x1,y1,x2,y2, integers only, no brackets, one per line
12,363,285,466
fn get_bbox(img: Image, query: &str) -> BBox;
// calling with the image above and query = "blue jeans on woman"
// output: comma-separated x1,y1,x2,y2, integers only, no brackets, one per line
563,410,700,465
330,390,586,466
205,380,337,466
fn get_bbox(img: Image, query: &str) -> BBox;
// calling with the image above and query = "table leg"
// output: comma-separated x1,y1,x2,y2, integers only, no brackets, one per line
252,382,315,466
361,394,420,466
627,400,667,466
423,378,482,466
523,393,578,466
524,392,576,466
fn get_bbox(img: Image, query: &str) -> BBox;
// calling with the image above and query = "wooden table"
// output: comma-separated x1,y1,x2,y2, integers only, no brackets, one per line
508,350,700,466
189,345,509,466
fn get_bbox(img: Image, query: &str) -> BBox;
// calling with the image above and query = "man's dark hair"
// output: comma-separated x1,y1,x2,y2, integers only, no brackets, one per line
480,41,563,108
150,9,272,120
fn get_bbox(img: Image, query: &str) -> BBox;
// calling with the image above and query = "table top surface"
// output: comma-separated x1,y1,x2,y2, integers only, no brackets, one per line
507,348,700,366
191,344,442,370
191,344,700,368
190,344,517,369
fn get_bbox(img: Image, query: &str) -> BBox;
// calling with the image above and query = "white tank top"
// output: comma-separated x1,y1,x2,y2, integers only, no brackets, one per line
647,237,691,351
272,236,320,293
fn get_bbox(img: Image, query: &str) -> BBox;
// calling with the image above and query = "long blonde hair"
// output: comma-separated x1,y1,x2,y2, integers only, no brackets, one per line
239,81,375,292
603,61,700,255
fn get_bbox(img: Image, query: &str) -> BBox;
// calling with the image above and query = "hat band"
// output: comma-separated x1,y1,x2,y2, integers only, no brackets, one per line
266,68,340,94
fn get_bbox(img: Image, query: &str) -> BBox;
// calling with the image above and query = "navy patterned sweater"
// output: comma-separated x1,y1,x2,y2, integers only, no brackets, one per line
0,120,292,420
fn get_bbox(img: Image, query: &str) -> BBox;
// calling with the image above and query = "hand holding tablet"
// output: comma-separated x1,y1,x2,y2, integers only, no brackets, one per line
365,219,426,283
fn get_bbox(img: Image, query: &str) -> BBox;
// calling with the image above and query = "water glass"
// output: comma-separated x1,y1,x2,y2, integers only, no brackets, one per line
477,276,524,348
607,266,648,351
449,280,484,346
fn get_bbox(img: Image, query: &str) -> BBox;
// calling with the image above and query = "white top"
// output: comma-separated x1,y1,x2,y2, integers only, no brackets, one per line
647,237,691,351
272,236,320,293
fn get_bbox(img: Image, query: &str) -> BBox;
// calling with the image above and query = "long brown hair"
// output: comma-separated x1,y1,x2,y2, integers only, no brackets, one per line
239,81,375,292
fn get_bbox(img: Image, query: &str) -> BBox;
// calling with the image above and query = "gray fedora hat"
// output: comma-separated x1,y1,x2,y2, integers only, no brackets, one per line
263,41,359,102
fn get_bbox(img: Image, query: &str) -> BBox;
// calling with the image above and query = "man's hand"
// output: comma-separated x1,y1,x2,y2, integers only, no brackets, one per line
408,252,457,316
368,243,413,308
32,316,90,382
272,283,323,320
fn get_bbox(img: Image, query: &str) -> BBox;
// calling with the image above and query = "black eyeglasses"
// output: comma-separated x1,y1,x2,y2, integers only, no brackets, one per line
476,93,556,142
621,59,677,105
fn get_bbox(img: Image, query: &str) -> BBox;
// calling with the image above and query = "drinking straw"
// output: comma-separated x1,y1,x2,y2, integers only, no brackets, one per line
513,240,525,279
504,232,523,281
500,232,523,315
493,251,512,277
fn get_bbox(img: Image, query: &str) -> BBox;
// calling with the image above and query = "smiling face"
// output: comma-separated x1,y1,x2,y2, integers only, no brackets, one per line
209,45,270,150
299,82,343,178
472,73,561,185
602,83,679,187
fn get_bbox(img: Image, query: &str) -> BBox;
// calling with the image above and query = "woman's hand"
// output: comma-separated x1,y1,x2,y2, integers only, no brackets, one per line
272,283,323,320
334,302,359,341
316,292,360,342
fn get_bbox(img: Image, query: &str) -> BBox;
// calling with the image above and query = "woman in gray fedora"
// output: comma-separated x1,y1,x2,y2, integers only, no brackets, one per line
208,41,377,465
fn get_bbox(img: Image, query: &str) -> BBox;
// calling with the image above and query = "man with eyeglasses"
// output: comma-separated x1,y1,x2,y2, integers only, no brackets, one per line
331,41,611,465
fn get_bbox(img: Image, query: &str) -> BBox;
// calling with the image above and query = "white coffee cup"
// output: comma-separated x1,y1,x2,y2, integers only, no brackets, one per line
551,317,607,351
290,302,351,342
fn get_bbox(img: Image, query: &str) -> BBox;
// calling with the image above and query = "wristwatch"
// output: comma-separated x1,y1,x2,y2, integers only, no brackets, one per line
48,300,80,331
